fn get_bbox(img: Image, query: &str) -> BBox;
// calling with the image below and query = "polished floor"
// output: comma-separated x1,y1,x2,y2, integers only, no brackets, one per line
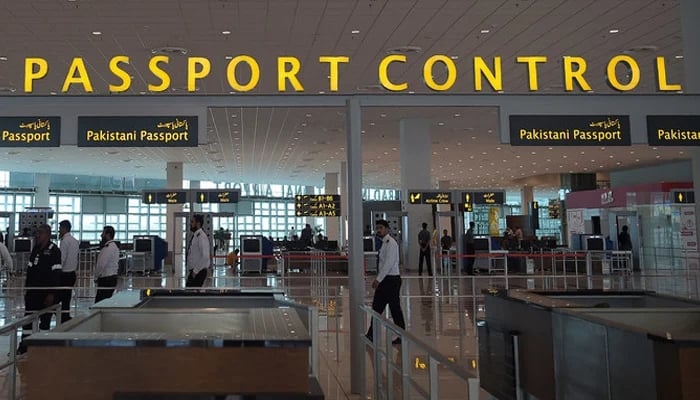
0,259,698,399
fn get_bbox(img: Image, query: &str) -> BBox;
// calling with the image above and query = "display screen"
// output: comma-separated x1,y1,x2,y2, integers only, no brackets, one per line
587,237,605,251
363,237,375,252
242,238,261,253
14,238,32,252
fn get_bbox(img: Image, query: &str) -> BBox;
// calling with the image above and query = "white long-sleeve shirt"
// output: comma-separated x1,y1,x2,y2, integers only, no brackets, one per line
376,233,400,283
60,232,80,273
0,242,12,271
95,240,119,278
186,228,210,274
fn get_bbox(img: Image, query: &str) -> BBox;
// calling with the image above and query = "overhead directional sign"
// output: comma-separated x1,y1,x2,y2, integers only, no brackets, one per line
509,115,631,146
78,116,198,147
461,192,474,212
408,191,452,205
472,191,505,205
672,190,695,204
295,194,341,217
142,190,188,204
647,115,700,146
194,189,240,204
0,117,61,147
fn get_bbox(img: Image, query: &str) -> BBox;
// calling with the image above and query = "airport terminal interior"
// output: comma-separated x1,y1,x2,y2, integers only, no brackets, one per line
0,1,699,399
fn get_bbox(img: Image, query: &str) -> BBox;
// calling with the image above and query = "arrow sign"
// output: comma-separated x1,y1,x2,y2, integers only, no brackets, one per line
409,192,421,204
199,192,205,203
679,193,684,203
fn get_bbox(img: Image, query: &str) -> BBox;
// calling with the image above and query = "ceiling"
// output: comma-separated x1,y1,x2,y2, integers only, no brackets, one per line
0,0,691,190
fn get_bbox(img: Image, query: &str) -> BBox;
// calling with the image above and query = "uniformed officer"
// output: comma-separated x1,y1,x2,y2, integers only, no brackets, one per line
94,226,119,303
186,214,210,287
18,224,61,354
58,220,79,322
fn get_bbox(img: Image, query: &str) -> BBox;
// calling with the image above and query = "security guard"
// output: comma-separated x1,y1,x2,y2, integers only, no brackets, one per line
186,214,210,287
94,226,119,303
18,224,61,354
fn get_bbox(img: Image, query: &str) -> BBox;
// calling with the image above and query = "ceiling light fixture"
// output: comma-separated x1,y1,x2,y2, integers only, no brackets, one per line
609,29,620,34
92,31,102,35
0,56,7,61
480,29,490,34
222,30,231,35
675,55,684,59
351,29,360,34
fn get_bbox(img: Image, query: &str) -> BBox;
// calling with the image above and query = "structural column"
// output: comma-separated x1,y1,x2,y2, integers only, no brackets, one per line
166,162,184,279
34,173,50,208
681,0,700,237
521,185,534,215
400,118,433,271
190,180,202,212
304,185,315,228
324,172,340,241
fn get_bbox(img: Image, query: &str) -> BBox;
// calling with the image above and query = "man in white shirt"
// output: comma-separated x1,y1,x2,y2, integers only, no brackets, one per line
94,226,119,303
0,233,12,274
186,214,210,287
58,220,79,322
365,219,406,345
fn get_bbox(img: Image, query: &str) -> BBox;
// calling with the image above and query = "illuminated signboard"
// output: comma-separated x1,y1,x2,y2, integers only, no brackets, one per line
509,115,631,146
408,191,452,205
647,116,700,146
548,199,561,219
295,194,341,217
472,191,505,205
672,190,695,204
142,190,188,204
195,190,240,204
77,116,197,147
461,192,474,212
0,117,60,147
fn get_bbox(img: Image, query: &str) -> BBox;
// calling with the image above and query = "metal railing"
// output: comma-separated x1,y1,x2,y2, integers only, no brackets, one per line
360,305,479,400
0,303,62,400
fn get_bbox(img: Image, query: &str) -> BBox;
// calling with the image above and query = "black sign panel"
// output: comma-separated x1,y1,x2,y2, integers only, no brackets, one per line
548,199,561,219
78,116,198,147
473,191,505,205
295,194,341,217
647,116,700,146
195,190,240,204
142,190,188,204
509,115,631,146
672,190,695,204
461,192,474,212
0,117,60,147
408,191,452,205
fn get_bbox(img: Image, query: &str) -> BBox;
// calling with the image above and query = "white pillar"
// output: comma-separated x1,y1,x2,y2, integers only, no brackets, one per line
34,173,50,208
521,185,534,215
401,118,432,271
166,162,184,279
681,0,700,235
324,171,339,241
190,180,202,212
437,180,452,236
304,185,315,228
340,161,348,245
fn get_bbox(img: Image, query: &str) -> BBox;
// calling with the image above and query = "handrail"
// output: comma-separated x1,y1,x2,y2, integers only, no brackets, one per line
0,303,62,335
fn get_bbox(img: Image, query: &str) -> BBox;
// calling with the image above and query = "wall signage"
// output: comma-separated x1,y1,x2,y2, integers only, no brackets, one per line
0,117,60,147
647,116,700,146
142,190,188,204
472,191,505,205
77,116,197,147
408,191,452,205
509,115,631,146
195,190,240,204
601,190,614,205
295,194,341,217
20,54,682,94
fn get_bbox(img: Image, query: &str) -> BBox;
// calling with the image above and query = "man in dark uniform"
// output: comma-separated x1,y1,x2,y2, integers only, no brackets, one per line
18,224,62,354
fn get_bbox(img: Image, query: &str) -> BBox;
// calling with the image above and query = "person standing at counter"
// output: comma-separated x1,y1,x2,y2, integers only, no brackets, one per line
94,226,119,303
366,219,406,345
58,220,79,322
18,224,61,354
418,222,432,276
186,214,210,287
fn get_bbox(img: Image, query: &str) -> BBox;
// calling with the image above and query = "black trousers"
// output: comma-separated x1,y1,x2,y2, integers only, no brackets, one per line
465,245,476,275
418,248,432,276
95,275,118,304
366,276,406,338
186,269,207,287
23,289,55,332
59,271,76,322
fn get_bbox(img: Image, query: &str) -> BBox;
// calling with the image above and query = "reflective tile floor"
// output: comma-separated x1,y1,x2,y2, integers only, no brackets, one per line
0,262,698,399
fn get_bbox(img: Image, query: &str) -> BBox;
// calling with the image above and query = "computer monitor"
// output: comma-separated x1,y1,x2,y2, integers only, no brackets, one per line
325,240,338,251
14,238,32,253
586,237,605,251
134,238,153,252
363,237,375,252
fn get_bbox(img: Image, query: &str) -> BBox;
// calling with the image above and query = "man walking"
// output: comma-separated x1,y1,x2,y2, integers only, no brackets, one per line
94,226,119,303
418,222,432,276
58,220,79,322
464,221,476,275
186,214,210,287
366,219,406,345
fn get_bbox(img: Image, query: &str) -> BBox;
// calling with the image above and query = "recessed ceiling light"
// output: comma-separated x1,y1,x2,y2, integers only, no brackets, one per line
609,29,620,34
480,29,490,34
222,30,231,35
351,29,360,34
438,122,445,126
450,55,459,60
319,91,325,94
92,31,102,35
0,56,7,61
675,55,684,59
225,55,233,60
